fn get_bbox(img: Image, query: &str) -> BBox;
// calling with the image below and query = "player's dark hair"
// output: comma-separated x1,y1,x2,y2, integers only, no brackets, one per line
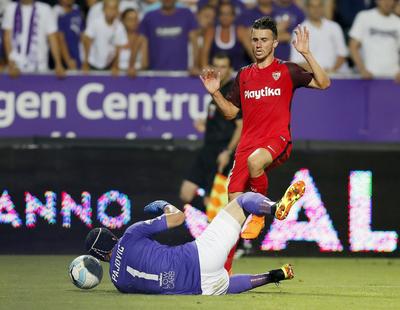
85,228,118,262
212,51,232,66
121,8,137,20
252,16,278,39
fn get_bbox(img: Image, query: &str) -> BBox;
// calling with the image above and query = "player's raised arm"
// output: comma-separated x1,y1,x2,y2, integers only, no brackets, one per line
144,200,185,229
200,69,240,120
292,25,330,90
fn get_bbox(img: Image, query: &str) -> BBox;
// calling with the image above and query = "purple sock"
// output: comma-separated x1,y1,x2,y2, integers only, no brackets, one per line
227,273,272,294
236,192,275,216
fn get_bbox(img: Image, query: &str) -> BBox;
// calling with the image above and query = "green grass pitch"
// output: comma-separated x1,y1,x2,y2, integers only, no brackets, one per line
1,256,399,310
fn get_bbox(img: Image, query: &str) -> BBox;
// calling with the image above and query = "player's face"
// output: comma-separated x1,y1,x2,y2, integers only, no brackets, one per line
212,57,232,82
376,0,396,15
251,28,277,61
307,0,324,20
123,11,139,32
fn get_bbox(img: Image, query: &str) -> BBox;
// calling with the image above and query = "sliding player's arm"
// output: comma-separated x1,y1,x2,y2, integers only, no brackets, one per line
163,204,186,228
200,70,240,120
125,201,185,238
144,200,185,229
292,25,330,90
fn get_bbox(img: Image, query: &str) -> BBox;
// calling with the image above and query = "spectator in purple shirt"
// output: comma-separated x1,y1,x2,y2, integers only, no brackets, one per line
56,0,84,70
274,0,305,60
84,181,306,295
139,0,199,73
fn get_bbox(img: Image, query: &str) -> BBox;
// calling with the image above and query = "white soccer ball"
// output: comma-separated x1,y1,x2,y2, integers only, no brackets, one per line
69,255,103,289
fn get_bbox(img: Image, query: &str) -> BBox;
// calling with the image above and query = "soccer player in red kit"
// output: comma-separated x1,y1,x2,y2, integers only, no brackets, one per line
200,16,330,271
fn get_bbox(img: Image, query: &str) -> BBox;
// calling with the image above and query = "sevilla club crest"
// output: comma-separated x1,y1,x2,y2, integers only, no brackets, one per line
272,71,281,81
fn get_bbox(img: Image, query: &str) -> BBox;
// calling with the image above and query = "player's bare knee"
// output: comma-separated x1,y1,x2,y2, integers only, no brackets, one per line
247,154,264,175
228,192,242,202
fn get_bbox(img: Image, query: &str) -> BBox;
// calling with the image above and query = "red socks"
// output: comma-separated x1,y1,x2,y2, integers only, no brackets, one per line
225,174,268,274
249,173,268,195
224,241,238,274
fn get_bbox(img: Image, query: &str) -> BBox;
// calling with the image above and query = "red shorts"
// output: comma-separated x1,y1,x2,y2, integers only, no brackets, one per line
227,136,292,193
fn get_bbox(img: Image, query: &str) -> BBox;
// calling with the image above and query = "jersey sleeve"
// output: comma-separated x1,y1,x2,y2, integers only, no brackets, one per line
44,5,58,35
84,20,95,39
138,14,149,38
226,70,242,108
2,3,15,30
332,23,348,57
187,9,198,32
348,11,365,42
115,23,128,47
286,62,313,89
124,215,168,239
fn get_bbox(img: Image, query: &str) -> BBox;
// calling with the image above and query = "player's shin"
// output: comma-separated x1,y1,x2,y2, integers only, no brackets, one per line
249,173,268,195
227,271,282,294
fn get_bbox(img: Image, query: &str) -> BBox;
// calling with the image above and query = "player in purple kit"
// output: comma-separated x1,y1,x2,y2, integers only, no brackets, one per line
85,181,305,295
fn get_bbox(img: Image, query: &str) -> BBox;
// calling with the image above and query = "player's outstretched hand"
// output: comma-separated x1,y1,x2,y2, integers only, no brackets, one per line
144,200,170,215
199,68,221,95
292,25,310,55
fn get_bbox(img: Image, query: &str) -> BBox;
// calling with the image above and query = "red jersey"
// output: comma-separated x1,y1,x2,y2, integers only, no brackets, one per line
227,58,313,153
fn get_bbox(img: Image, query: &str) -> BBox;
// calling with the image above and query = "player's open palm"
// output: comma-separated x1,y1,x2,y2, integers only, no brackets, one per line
292,25,310,55
200,69,221,95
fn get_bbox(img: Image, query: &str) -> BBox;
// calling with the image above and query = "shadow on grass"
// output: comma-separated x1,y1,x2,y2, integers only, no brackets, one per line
66,289,397,300
248,291,396,299
66,289,120,295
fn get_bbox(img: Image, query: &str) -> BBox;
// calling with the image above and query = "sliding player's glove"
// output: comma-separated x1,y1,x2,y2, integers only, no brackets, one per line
143,200,170,215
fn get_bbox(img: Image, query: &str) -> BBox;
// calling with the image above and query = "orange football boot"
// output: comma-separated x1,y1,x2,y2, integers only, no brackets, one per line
274,180,306,220
240,181,306,239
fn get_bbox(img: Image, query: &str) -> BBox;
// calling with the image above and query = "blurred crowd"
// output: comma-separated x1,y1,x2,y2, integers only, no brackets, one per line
0,0,399,80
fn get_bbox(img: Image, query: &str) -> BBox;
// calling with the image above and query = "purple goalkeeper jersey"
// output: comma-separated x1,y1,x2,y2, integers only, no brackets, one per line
109,215,202,294
139,8,198,70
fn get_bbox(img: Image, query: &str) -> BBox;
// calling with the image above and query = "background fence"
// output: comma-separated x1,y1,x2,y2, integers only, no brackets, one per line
0,74,399,141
